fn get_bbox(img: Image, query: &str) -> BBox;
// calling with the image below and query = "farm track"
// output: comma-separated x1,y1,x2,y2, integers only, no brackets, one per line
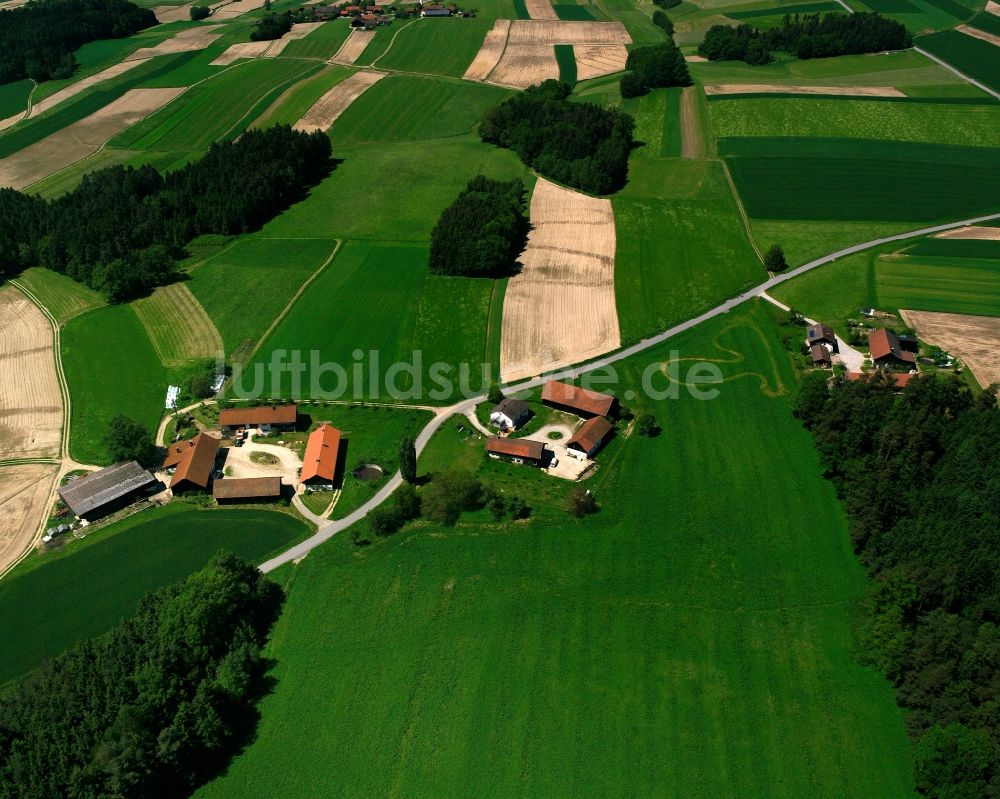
259,209,1000,572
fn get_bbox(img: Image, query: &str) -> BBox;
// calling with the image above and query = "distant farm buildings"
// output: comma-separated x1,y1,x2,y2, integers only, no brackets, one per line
486,436,548,466
421,3,453,15
541,381,617,419
163,432,221,493
213,477,283,504
219,404,297,433
58,461,159,521
299,423,342,489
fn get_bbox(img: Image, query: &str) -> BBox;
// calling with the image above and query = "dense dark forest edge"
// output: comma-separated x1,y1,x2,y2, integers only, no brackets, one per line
699,12,912,65
795,373,1000,798
0,553,284,799
429,176,527,277
0,0,156,84
0,126,332,301
620,40,691,98
479,80,634,195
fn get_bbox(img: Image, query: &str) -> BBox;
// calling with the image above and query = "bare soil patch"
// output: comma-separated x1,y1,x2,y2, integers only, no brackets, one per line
464,19,511,81
506,19,630,45
31,59,152,120
293,69,386,131
153,3,195,23
573,44,628,80
988,0,1000,16
0,87,184,189
934,225,1000,241
685,54,707,62
213,0,266,18
210,40,275,65
0,288,62,461
958,24,1000,47
265,22,326,56
132,283,224,366
331,29,376,64
679,86,704,159
703,83,905,97
126,25,223,60
501,177,620,382
901,310,1000,388
488,44,560,88
0,464,58,576
525,0,558,19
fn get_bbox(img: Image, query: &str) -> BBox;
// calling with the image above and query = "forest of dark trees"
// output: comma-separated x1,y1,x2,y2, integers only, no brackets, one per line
620,40,691,98
0,125,332,301
251,10,293,41
795,373,1000,798
698,12,912,65
0,0,156,84
479,80,635,195
429,176,526,277
0,553,284,799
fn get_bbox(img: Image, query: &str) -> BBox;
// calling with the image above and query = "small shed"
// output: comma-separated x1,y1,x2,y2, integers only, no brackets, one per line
218,404,297,432
566,416,614,460
810,344,833,368
486,436,547,466
213,477,283,504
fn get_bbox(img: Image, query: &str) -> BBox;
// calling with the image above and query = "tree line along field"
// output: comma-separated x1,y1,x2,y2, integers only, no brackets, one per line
0,504,308,687
195,302,915,799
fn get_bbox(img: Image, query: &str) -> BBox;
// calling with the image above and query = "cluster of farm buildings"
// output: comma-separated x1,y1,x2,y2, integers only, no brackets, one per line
313,0,464,27
806,322,921,389
56,404,344,524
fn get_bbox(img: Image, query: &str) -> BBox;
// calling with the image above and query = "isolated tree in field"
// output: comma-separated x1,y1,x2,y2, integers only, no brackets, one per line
369,506,403,537
423,470,483,526
567,488,598,518
399,435,417,483
103,415,155,467
487,381,504,404
764,244,788,272
190,5,210,19
635,411,660,437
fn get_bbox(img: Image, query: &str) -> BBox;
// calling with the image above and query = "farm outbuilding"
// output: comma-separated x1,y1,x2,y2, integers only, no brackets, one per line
490,398,531,431
421,3,452,14
806,323,838,351
218,404,298,432
166,432,221,493
486,436,547,466
57,461,159,521
541,381,617,419
810,344,833,367
845,371,916,392
299,424,342,489
213,477,283,504
566,416,613,459
868,329,916,368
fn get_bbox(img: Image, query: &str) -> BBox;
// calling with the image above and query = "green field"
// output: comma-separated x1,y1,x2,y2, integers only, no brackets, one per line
281,20,353,59
371,17,494,76
0,504,308,686
748,218,912,268
61,305,168,464
186,236,338,359
329,75,512,145
252,65,355,128
555,43,578,85
412,274,498,374
622,87,682,158
14,267,105,325
614,159,765,343
554,2,598,19
725,0,841,17
722,137,1000,222
195,301,914,799
0,79,32,120
111,58,320,152
708,96,1000,148
917,29,1000,95
876,253,1000,317
860,0,974,34
771,247,881,325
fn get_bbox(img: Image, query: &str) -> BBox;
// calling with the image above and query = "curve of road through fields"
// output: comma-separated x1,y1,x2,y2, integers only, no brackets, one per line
258,209,1000,572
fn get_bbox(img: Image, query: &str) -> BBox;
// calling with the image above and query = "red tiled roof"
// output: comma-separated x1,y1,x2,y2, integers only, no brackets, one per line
869,328,916,363
541,381,616,417
567,416,613,453
162,438,195,469
810,343,832,363
218,404,297,427
300,424,342,484
486,436,545,461
845,372,916,389
170,433,221,490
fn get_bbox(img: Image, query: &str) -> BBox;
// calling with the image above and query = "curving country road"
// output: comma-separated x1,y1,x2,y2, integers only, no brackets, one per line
258,210,1000,572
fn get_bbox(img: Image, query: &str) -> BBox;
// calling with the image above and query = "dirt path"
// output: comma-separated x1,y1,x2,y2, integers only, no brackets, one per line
934,225,1000,240
679,86,705,160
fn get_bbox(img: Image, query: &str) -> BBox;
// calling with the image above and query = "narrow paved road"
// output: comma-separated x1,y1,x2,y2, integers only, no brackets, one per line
914,46,1000,102
259,210,1000,572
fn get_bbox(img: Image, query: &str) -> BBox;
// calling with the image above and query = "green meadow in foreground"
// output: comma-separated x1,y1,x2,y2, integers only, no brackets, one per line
196,302,914,799
0,504,307,686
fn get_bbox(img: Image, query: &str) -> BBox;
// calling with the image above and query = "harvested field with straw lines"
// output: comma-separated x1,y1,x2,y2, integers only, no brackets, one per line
573,44,628,80
331,29,376,64
525,0,558,19
488,44,559,88
505,19,630,45
0,288,62,461
125,24,222,60
132,283,224,366
901,310,1000,388
292,69,386,132
210,41,275,65
0,465,58,576
501,177,620,381
934,225,1000,240
463,19,511,80
0,88,184,189
264,22,326,57
957,24,1000,47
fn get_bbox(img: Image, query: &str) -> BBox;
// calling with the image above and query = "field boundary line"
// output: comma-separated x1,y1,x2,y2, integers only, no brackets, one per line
243,239,343,364
369,17,421,68
718,158,764,265
483,20,514,84
257,208,1000,573
221,61,322,141
913,45,1000,101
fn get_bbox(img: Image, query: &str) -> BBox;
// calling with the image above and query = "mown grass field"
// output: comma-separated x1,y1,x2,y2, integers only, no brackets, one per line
187,237,337,359
623,87,682,158
329,75,511,145
14,267,105,325
917,29,1000,95
771,248,881,325
614,159,764,343
876,253,1000,317
555,43,577,86
61,305,168,464
132,282,224,366
111,58,320,152
281,20,353,59
722,137,1000,222
0,504,308,686
251,64,354,128
371,17,495,76
857,0,973,33
0,79,32,119
708,96,1000,148
195,302,914,799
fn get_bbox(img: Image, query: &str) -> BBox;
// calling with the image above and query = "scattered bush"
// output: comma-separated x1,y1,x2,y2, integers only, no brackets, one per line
483,486,531,521
429,176,526,277
698,12,911,65
619,41,691,98
651,9,674,35
103,414,155,467
480,80,635,195
764,244,787,272
189,4,210,19
423,470,483,526
487,381,504,405
0,553,284,798
251,10,292,40
567,487,598,518
634,411,661,437
653,0,680,8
